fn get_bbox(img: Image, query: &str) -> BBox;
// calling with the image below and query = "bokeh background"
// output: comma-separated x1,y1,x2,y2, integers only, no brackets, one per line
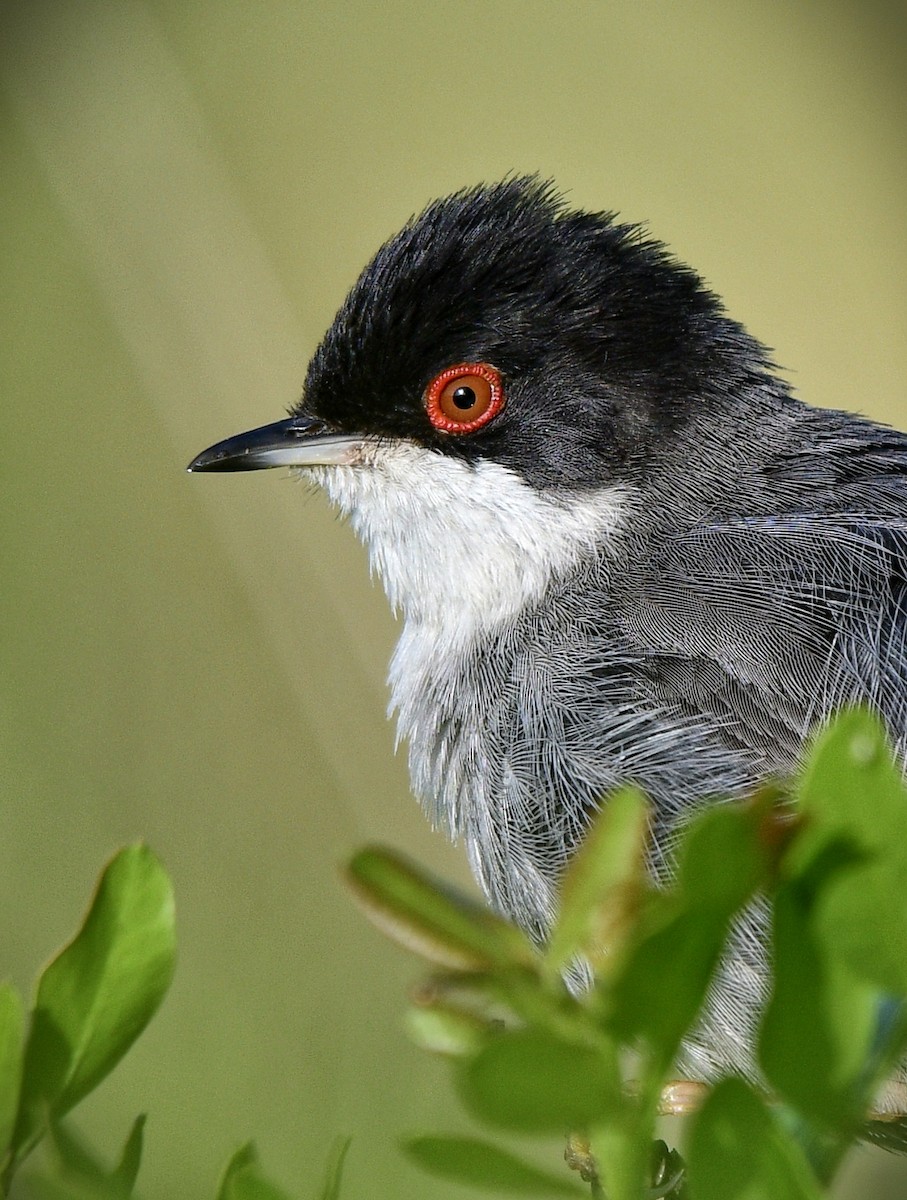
2,1,906,1196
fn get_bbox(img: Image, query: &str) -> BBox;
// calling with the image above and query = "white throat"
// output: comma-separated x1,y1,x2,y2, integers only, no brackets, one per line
307,438,633,838
309,439,631,644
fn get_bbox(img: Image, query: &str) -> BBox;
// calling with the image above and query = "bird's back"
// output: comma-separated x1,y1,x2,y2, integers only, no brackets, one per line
623,401,907,772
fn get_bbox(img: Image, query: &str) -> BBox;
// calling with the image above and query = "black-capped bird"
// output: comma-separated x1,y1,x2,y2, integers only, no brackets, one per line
190,178,907,1115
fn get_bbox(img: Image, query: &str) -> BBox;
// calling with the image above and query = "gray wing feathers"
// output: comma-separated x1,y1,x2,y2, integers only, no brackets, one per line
625,514,907,765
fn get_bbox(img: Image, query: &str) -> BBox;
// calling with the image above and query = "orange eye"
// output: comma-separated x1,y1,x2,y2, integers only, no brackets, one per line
425,363,504,434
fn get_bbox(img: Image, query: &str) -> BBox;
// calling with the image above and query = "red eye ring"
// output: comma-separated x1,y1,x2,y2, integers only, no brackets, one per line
424,363,505,435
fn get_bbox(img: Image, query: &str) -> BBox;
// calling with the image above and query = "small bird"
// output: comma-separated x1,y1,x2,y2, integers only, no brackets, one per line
189,178,907,1108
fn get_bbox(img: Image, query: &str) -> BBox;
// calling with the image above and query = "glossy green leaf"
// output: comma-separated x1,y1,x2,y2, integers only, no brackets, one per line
403,1134,583,1195
759,878,879,1128
791,710,907,995
672,797,770,913
216,1142,294,1200
317,1135,351,1200
545,786,649,980
345,846,535,970
795,710,907,859
758,713,907,1120
817,861,907,998
12,845,175,1164
687,1077,822,1200
457,1027,619,1133
0,984,24,1162
608,903,728,1072
609,802,768,1068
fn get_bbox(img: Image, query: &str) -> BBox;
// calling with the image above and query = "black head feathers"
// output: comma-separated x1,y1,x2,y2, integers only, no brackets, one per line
299,177,779,486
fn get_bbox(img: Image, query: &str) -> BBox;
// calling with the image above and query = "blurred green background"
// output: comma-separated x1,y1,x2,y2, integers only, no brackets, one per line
1,1,906,1196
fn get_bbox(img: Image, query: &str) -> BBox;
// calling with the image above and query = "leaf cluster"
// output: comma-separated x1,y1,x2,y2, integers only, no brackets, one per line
347,710,907,1198
0,846,173,1197
0,847,347,1200
4,709,907,1198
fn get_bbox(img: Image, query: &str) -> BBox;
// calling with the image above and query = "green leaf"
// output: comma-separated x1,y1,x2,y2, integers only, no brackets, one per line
47,1117,109,1183
686,1077,822,1200
795,709,907,858
345,846,536,970
44,1114,144,1197
11,845,175,1165
818,859,907,998
109,1113,145,1196
403,1134,583,1195
759,877,879,1128
791,709,907,996
758,712,907,1121
217,1141,294,1200
217,1144,258,1200
317,1135,351,1200
545,787,650,980
672,796,770,913
457,1027,619,1133
608,905,727,1070
609,802,768,1069
0,984,24,1161
405,1003,491,1056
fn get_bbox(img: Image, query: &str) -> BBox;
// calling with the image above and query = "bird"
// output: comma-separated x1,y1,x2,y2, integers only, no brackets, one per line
189,177,907,1115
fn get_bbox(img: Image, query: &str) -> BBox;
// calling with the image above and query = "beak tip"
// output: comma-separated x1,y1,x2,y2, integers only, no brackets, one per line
186,440,271,473
186,451,219,473
188,417,361,474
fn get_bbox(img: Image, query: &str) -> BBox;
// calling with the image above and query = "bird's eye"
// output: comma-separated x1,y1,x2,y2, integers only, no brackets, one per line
424,363,504,434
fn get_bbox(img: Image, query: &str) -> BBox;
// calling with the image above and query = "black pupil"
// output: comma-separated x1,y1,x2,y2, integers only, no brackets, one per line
452,385,477,410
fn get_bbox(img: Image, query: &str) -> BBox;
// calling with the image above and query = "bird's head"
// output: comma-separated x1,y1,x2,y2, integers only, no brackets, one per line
189,179,775,631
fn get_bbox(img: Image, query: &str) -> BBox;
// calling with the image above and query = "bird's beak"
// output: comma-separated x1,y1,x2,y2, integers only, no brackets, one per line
187,416,364,473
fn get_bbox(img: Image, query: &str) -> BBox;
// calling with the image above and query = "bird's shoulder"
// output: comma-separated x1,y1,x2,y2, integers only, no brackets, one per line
615,405,907,758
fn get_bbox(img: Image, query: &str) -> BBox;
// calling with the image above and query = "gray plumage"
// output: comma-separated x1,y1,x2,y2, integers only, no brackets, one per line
392,392,907,1096
189,178,907,1116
